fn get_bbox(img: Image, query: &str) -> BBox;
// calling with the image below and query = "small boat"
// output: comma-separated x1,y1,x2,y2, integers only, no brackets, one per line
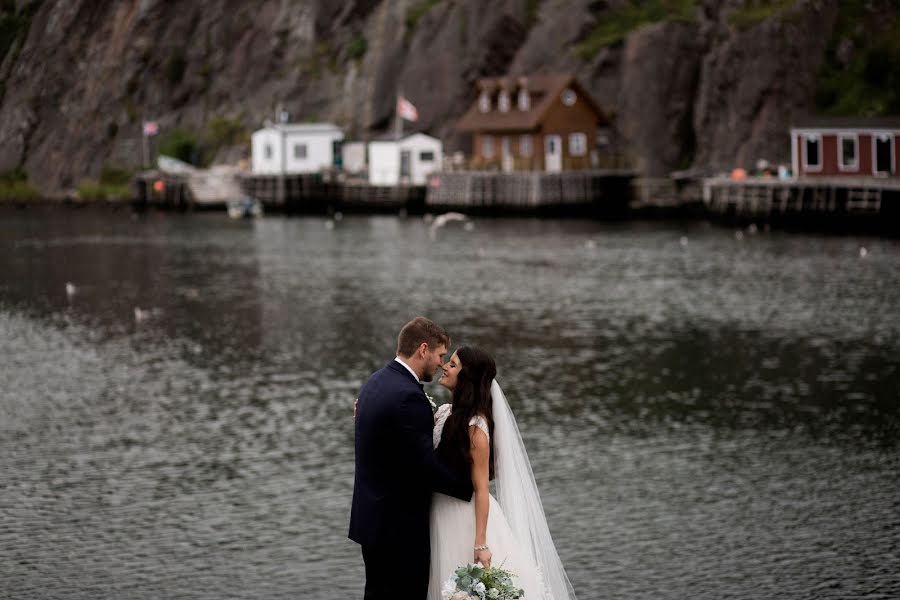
227,197,263,219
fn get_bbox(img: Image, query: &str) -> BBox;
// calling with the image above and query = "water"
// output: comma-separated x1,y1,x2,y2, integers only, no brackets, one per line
1,208,898,599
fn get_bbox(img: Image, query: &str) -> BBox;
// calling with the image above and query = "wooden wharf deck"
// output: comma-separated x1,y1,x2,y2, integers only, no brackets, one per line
132,172,192,210
703,177,899,215
702,176,900,233
237,173,426,214
427,170,634,215
237,173,330,212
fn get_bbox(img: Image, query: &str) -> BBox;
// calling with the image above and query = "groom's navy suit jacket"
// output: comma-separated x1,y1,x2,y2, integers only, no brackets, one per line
349,360,473,550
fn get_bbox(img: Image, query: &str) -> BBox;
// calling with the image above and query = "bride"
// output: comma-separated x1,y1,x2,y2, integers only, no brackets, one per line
428,346,577,600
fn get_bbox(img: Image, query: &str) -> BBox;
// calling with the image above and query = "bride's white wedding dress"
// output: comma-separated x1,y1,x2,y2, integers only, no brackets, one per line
427,405,548,599
426,381,577,600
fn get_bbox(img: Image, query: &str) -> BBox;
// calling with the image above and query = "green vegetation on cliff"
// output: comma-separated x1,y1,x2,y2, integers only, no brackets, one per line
158,118,249,167
815,1,900,116
0,0,42,100
728,0,801,31
575,0,806,58
0,169,39,202
576,0,698,58
0,0,40,61
76,167,134,202
405,0,441,32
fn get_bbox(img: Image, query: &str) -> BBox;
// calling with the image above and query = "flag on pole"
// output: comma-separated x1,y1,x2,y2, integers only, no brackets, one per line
396,96,419,122
143,121,159,136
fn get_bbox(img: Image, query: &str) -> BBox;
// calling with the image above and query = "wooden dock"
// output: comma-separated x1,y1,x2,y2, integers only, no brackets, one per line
702,176,900,233
133,167,244,211
235,173,425,214
703,177,899,215
132,172,192,210
237,173,330,213
427,170,634,216
235,170,631,216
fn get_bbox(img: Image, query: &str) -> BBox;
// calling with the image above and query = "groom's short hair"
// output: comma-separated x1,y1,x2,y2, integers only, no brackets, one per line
397,317,450,358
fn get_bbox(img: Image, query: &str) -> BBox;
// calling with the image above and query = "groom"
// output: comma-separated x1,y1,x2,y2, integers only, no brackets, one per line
350,317,473,600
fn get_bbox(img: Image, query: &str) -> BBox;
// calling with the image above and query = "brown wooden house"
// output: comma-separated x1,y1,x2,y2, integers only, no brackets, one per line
456,74,608,172
790,117,900,178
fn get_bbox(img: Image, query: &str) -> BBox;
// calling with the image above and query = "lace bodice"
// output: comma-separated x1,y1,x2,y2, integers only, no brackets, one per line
432,404,489,448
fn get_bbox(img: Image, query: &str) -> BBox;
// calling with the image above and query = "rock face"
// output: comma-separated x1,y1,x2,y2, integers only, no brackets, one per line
617,20,706,176
0,0,845,193
692,1,838,172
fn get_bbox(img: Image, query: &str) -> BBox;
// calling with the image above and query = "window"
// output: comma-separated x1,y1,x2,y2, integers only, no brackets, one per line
478,91,491,113
520,135,532,157
875,134,893,174
517,89,530,111
546,137,557,153
482,135,494,158
498,91,510,112
839,134,858,170
804,134,821,170
264,144,272,159
569,132,587,156
561,88,577,106
294,143,307,159
419,151,435,161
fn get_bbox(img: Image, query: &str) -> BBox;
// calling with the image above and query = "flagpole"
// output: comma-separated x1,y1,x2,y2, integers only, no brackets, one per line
394,92,402,141
141,119,148,168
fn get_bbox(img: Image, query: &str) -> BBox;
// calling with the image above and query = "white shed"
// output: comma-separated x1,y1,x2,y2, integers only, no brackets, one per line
251,123,344,174
367,133,442,186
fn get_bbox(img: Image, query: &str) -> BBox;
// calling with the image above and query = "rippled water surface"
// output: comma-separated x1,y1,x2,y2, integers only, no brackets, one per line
1,209,898,599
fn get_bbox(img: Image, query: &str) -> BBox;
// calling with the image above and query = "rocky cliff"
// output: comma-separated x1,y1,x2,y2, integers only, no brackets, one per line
0,0,895,195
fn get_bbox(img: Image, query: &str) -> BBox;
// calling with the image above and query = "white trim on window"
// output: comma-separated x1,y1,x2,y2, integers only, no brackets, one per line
569,132,587,156
802,133,822,172
838,133,858,171
791,133,798,177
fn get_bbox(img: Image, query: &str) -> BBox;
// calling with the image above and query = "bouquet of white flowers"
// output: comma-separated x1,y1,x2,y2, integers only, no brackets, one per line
441,563,524,600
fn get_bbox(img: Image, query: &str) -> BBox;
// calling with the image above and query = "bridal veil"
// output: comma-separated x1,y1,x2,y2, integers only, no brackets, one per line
491,380,577,600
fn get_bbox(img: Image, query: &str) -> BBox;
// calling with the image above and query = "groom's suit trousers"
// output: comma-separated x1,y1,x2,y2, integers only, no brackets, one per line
362,541,430,600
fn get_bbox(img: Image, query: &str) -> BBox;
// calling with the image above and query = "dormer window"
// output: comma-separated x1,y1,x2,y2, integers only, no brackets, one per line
517,89,530,111
561,88,576,106
498,91,511,112
478,91,491,113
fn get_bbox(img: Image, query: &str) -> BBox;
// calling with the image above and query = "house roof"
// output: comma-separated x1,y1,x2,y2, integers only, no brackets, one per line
259,122,343,134
791,116,900,131
369,131,438,142
456,73,606,132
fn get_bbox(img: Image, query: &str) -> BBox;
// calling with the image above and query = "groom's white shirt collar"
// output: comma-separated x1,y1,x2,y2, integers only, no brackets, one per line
394,357,420,383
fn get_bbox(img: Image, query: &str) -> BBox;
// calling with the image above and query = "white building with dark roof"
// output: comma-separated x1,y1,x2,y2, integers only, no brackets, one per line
251,123,343,174
368,133,442,186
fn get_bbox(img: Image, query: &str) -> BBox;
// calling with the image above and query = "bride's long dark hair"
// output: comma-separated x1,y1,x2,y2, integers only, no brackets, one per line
437,346,496,480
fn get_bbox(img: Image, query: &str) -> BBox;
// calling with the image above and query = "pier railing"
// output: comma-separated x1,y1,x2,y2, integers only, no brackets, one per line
702,176,900,218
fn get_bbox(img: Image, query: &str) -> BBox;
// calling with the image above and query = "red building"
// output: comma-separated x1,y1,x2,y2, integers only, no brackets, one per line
790,117,900,178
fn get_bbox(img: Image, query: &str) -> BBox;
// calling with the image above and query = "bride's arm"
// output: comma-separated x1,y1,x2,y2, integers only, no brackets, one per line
469,426,492,568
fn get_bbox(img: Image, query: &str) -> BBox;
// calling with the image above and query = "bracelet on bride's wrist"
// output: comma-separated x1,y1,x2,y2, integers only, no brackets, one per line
474,544,489,551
